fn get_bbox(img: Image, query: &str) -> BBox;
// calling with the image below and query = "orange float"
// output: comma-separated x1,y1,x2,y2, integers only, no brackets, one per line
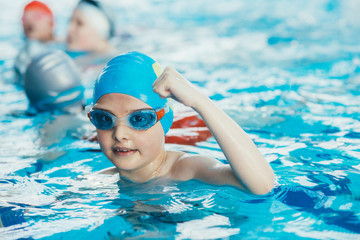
165,111,212,145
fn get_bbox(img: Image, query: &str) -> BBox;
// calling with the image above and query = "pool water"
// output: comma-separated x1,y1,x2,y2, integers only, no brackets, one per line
1,0,360,239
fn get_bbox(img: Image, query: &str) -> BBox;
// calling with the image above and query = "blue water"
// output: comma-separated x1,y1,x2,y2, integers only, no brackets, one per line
1,0,360,239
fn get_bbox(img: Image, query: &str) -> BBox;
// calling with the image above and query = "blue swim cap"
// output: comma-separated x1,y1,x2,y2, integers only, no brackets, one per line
93,51,173,134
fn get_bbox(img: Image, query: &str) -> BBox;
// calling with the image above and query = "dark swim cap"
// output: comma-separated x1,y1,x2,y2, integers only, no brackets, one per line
93,51,173,134
24,50,84,113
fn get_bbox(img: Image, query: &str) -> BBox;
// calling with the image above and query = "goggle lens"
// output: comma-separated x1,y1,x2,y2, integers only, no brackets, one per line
128,110,156,130
90,110,115,130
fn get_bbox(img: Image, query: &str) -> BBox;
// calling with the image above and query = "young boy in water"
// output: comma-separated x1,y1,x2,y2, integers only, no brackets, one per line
89,51,274,195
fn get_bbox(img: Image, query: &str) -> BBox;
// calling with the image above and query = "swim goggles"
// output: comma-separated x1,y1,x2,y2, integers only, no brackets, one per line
88,104,170,131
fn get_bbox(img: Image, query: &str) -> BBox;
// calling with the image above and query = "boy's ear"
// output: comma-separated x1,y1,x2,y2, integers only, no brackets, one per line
87,112,90,119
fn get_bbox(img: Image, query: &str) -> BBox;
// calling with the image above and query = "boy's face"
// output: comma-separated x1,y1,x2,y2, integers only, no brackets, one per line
22,10,53,42
66,9,104,52
93,93,166,175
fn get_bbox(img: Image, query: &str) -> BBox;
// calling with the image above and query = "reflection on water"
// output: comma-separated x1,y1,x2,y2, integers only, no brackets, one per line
0,0,360,239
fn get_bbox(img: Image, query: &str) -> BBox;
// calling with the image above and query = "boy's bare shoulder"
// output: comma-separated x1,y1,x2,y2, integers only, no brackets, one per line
168,151,243,188
171,151,222,166
167,150,224,180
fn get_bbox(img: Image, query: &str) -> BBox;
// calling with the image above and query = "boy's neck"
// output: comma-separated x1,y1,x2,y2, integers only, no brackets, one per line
118,150,168,183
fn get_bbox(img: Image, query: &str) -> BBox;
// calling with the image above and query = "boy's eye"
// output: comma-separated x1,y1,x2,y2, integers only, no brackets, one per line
133,115,146,123
129,112,154,128
100,114,111,123
93,112,114,129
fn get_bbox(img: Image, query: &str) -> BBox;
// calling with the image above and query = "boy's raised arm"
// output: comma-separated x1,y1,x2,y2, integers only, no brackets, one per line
153,66,274,195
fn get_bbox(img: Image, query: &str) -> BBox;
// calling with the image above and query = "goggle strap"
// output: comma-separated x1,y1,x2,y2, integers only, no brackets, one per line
156,108,166,121
155,101,171,121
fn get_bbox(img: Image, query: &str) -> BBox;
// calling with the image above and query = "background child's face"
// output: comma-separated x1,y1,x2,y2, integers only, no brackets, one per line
93,93,165,172
66,9,105,52
22,10,53,41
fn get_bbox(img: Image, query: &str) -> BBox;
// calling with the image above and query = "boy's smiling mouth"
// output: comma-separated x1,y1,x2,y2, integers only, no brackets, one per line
112,146,137,156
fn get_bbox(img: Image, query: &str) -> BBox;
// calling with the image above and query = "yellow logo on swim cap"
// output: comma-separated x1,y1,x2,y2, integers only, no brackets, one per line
152,62,163,77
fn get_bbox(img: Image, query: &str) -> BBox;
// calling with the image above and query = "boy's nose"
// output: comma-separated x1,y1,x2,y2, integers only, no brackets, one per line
112,123,130,142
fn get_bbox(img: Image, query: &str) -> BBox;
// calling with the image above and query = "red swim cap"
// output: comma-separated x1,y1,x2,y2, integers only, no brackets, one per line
23,1,53,19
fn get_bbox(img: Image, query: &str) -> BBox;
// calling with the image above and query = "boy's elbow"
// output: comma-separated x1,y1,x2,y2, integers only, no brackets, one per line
250,172,275,195
255,182,274,195
249,183,274,195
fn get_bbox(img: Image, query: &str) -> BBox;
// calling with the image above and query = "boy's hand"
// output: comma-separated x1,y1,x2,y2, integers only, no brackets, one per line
153,66,205,108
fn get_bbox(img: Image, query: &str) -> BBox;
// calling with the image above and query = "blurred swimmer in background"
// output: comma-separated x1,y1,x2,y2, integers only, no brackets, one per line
64,0,119,80
23,50,89,153
21,0,55,43
66,0,117,67
14,1,63,85
24,50,84,115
